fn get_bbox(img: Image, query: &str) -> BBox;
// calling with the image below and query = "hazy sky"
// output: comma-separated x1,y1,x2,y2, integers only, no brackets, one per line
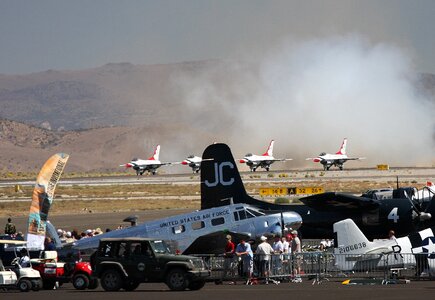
1,0,435,74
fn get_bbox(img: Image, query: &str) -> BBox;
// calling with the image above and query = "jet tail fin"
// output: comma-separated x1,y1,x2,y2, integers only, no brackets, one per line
148,145,160,161
262,140,275,156
336,138,347,155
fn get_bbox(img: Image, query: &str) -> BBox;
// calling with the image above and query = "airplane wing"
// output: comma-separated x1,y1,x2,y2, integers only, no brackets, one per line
343,157,366,161
183,231,251,255
273,158,293,162
300,192,379,211
159,162,177,166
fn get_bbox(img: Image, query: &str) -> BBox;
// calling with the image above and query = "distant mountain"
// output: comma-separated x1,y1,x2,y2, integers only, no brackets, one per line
0,61,434,172
0,119,215,173
0,61,256,131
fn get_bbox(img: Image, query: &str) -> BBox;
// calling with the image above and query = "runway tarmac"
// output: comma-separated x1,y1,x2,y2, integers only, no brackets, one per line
1,167,434,187
1,280,435,300
8,208,193,234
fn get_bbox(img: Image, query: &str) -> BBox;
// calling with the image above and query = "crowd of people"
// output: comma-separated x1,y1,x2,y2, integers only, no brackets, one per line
223,230,305,284
3,217,131,245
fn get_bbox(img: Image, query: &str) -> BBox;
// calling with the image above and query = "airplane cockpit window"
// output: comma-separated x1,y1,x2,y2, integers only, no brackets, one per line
132,158,138,161
246,208,264,217
187,155,194,159
319,152,326,156
238,210,247,220
245,153,253,157
191,220,205,230
211,217,225,226
233,212,239,221
172,225,185,234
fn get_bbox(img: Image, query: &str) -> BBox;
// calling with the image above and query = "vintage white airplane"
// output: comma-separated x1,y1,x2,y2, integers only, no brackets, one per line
73,203,302,254
333,218,435,275
239,140,292,172
177,155,213,173
306,138,365,171
120,145,173,176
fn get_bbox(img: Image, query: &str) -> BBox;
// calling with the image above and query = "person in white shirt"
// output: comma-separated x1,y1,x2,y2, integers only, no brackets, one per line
256,236,274,279
272,236,284,275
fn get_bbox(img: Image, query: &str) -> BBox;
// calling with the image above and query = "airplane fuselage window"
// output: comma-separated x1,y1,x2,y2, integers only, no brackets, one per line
172,225,186,234
191,220,205,230
211,217,225,226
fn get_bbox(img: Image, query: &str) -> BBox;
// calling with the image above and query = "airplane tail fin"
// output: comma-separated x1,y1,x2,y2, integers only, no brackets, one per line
201,143,248,209
148,145,160,161
262,140,275,156
336,138,347,155
333,219,371,255
201,143,295,211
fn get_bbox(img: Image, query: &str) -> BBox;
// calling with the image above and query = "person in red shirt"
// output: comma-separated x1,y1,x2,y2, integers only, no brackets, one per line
223,235,235,279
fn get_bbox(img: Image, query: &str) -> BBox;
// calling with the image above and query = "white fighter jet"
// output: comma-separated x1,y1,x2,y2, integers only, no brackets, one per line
177,155,213,173
306,138,365,171
239,140,292,172
120,145,173,176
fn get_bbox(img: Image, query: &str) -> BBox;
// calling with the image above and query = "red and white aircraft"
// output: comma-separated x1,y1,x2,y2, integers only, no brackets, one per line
178,155,213,173
306,138,365,171
239,140,292,172
120,145,172,175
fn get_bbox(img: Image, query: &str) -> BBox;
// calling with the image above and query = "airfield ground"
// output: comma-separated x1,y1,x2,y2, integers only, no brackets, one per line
1,168,435,298
0,167,434,233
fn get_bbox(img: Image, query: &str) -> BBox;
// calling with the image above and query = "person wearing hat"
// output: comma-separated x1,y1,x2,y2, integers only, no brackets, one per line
65,231,75,244
223,235,235,279
256,236,274,280
291,230,302,282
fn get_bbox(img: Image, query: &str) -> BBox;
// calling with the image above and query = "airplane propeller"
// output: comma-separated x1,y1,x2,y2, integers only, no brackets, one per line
408,191,432,226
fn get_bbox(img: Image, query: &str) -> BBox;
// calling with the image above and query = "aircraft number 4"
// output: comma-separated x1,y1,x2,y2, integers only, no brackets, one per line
388,207,399,223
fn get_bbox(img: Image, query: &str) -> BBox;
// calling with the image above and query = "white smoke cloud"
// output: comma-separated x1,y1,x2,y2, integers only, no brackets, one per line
173,34,435,168
241,35,434,167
